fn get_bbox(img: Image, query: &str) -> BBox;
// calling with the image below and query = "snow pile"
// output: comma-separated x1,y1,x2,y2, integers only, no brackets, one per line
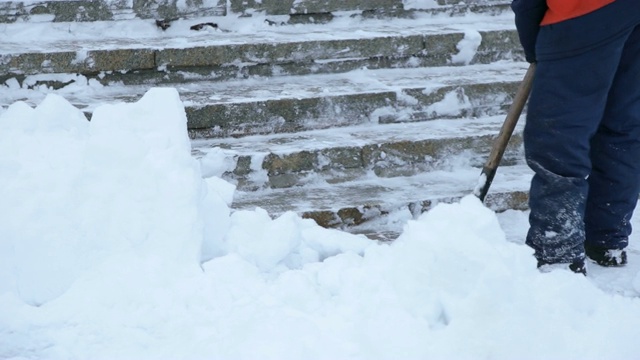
0,88,211,306
1,91,640,359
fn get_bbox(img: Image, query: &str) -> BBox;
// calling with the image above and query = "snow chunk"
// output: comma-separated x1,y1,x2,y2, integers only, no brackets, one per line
451,30,482,65
224,209,371,272
424,88,471,117
199,147,237,178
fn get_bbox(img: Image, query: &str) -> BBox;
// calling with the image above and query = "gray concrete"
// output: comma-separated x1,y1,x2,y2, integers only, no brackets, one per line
156,35,425,68
229,161,531,228
2,64,526,137
191,115,525,190
226,0,405,16
258,0,403,16
0,49,156,75
0,0,225,23
437,0,507,4
0,0,509,22
1,29,522,84
94,37,523,87
186,91,395,135
185,80,519,136
300,190,529,229
231,133,523,190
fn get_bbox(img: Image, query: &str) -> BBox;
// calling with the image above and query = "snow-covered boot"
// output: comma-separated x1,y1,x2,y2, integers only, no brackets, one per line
585,246,627,267
537,258,587,276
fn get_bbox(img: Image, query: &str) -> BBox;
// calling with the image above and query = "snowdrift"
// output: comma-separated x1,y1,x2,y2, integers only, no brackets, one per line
1,89,640,360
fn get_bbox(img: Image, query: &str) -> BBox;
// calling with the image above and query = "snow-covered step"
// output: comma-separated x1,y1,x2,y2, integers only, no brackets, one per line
0,0,226,23
1,63,528,137
182,63,525,137
255,0,509,17
0,0,509,23
193,115,525,190
252,0,403,16
420,2,510,17
0,13,520,80
231,162,532,229
437,0,506,4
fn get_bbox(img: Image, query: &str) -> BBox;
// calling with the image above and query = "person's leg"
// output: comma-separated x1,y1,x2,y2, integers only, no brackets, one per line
585,25,640,266
524,30,632,267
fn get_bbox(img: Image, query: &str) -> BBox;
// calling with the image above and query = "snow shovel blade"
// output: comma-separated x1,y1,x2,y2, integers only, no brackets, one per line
474,63,536,203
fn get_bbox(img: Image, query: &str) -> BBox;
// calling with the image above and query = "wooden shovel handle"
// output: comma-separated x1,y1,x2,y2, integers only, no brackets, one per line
475,63,536,202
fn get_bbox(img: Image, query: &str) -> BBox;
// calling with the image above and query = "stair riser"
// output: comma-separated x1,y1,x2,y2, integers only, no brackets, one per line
186,80,519,137
438,0,507,4
3,74,523,140
235,0,402,16
0,0,225,23
80,43,523,88
1,30,522,78
301,190,528,229
358,3,511,20
221,133,523,190
1,0,402,23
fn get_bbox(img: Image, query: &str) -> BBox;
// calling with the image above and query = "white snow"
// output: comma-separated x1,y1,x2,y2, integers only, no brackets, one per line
403,0,439,10
0,62,529,116
451,30,483,65
1,90,640,359
0,11,516,54
424,88,471,117
1,6,640,360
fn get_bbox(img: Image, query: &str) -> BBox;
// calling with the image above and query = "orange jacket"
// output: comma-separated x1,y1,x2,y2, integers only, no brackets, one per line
541,0,615,25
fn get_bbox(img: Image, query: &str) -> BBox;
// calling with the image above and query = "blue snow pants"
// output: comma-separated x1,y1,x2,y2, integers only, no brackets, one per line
525,21,640,264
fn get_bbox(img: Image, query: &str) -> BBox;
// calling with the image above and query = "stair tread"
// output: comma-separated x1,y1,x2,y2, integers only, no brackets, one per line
172,63,526,106
231,163,532,214
1,0,509,24
1,62,528,110
192,114,524,156
2,11,515,54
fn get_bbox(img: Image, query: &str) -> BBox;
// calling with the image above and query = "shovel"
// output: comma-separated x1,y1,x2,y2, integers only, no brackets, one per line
474,63,536,202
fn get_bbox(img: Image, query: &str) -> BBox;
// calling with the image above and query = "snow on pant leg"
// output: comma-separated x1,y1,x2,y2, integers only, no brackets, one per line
585,25,640,251
524,33,630,264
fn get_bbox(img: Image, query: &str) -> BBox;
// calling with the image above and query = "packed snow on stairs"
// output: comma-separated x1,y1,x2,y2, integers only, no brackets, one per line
2,88,640,360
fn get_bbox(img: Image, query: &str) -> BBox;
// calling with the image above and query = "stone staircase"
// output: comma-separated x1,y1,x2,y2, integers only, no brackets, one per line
0,0,532,238
1,0,507,22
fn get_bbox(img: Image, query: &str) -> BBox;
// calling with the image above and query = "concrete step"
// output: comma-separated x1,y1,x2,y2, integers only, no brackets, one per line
0,12,520,82
257,0,510,17
0,0,226,23
246,0,403,16
230,162,532,229
192,115,525,190
0,0,509,23
1,63,529,137
437,0,505,4
402,2,511,18
181,63,525,137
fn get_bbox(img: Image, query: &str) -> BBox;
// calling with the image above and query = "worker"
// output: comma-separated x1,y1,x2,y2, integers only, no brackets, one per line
511,0,640,274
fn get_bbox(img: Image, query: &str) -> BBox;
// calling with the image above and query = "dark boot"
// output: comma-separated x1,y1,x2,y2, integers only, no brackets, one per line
537,258,587,276
585,246,627,267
